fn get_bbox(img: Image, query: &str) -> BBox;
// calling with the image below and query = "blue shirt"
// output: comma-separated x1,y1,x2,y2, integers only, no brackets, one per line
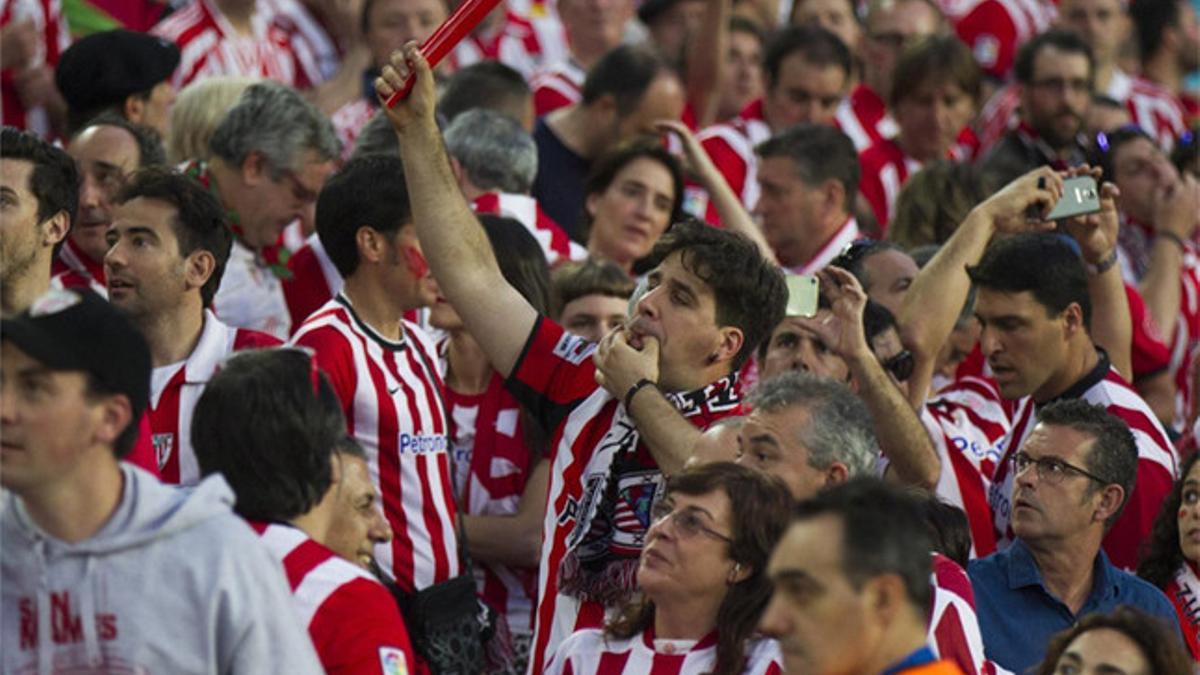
531,118,590,242
968,539,1179,673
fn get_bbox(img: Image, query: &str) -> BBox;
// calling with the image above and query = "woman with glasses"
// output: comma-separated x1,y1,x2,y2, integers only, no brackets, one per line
543,462,792,675
1137,450,1200,659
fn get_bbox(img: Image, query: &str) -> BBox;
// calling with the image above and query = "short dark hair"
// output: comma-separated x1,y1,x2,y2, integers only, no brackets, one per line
1014,30,1094,86
583,137,684,233
335,434,369,461
644,219,788,370
790,0,860,26
1091,125,1156,185
966,232,1092,329
730,14,766,44
888,35,981,109
1036,399,1138,527
551,259,636,318
756,124,860,204
74,112,168,169
316,154,412,278
193,349,346,522
438,60,531,125
0,126,80,228
84,374,140,457
764,25,853,87
581,45,675,116
831,239,906,291
480,214,552,315
792,477,934,616
862,299,898,344
915,493,972,567
1035,607,1192,675
116,168,232,307
1130,0,1184,62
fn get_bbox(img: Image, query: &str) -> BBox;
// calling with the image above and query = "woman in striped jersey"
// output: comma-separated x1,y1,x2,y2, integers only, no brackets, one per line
544,462,791,675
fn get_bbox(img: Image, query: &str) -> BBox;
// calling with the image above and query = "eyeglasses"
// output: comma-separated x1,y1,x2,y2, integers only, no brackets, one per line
881,349,914,382
650,501,733,543
1011,450,1109,485
830,238,883,273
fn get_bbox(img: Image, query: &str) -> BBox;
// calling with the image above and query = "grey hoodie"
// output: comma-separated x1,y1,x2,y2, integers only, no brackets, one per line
1,464,324,675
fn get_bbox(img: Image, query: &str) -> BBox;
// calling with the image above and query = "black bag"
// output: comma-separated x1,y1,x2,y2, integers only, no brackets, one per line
398,572,494,674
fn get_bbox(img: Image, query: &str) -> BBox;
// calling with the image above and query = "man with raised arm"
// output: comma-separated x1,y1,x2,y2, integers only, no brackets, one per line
899,166,1175,570
375,44,788,675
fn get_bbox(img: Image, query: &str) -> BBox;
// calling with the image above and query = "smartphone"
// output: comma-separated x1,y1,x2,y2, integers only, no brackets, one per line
785,274,820,318
1044,175,1102,221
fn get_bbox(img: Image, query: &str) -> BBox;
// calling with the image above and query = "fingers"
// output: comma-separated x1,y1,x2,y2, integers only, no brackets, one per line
654,119,687,135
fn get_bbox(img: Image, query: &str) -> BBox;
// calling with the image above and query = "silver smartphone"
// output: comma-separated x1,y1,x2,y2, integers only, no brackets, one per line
785,274,820,318
1045,175,1102,220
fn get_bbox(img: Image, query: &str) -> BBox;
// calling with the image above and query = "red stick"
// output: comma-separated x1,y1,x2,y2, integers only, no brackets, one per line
383,0,506,107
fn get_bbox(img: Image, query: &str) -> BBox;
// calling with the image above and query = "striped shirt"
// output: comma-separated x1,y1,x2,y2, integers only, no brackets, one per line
152,0,326,89
694,99,772,222
51,238,107,298
545,628,782,675
149,310,281,485
511,317,744,675
988,357,1177,570
531,58,586,116
283,233,343,333
292,294,459,592
928,553,993,675
946,0,1056,80
472,192,588,267
858,138,972,236
921,377,1011,558
251,522,416,675
448,10,564,80
834,83,898,153
0,0,69,134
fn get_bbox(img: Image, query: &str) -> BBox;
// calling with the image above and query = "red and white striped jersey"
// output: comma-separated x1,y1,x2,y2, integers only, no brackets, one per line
920,376,1011,559
784,216,860,275
251,522,417,675
545,628,783,675
988,359,1178,571
472,192,588,266
284,233,343,334
943,0,1056,80
834,83,897,153
150,310,281,485
152,0,326,90
693,99,773,222
259,0,339,82
330,98,377,162
531,58,586,116
1118,224,1200,431
1108,70,1190,152
0,0,70,135
448,10,564,80
928,553,994,675
292,294,460,592
512,317,745,675
445,371,538,634
51,238,107,297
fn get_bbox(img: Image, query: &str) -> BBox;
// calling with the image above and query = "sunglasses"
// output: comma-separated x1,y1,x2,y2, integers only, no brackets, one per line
881,349,914,382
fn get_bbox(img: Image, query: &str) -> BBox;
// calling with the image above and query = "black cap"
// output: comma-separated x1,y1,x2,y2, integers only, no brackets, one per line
55,29,180,114
2,288,151,416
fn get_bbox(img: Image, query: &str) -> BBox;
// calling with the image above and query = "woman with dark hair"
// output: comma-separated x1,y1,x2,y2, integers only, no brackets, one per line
1137,450,1200,659
544,462,791,675
582,137,684,274
429,214,553,674
1034,607,1192,675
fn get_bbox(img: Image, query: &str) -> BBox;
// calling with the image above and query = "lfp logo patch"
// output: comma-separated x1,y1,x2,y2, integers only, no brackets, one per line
379,647,409,675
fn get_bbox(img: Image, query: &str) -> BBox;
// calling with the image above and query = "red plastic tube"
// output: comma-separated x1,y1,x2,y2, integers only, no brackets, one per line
383,0,506,107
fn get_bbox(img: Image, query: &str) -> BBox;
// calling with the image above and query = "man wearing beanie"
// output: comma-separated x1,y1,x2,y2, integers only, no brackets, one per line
0,287,323,673
55,29,179,136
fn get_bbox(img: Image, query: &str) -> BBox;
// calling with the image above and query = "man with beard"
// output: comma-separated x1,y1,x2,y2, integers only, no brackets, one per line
980,31,1094,187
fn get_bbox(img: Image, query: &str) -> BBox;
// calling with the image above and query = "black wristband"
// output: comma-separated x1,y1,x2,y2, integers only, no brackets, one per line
1159,231,1187,251
1087,248,1120,276
624,378,657,410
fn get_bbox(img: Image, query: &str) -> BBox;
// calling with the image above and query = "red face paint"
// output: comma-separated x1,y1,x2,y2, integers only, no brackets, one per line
1182,507,1190,520
403,245,430,279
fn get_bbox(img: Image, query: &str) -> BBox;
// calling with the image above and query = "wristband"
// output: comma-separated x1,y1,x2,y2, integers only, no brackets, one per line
1159,231,1187,251
1087,249,1119,276
624,378,657,410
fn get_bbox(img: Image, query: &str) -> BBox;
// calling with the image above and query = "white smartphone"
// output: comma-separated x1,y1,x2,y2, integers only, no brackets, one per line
785,274,820,318
1045,175,1102,221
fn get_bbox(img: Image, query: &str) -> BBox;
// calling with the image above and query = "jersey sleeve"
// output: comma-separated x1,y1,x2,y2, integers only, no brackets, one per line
505,316,601,433
293,326,358,414
1125,282,1171,380
308,579,417,675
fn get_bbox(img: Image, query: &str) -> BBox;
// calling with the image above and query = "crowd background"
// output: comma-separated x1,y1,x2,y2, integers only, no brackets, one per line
2,0,1200,672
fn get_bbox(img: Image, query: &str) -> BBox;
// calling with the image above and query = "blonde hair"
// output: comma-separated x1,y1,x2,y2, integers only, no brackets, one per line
166,76,261,164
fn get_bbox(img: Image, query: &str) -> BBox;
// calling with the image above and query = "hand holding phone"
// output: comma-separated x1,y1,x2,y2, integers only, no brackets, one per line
1044,175,1102,221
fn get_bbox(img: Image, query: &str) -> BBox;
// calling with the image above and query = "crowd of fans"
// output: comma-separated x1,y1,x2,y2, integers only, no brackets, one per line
1,0,1199,672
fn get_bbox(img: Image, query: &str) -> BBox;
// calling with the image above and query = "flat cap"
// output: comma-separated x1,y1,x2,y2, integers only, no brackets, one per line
56,29,180,113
